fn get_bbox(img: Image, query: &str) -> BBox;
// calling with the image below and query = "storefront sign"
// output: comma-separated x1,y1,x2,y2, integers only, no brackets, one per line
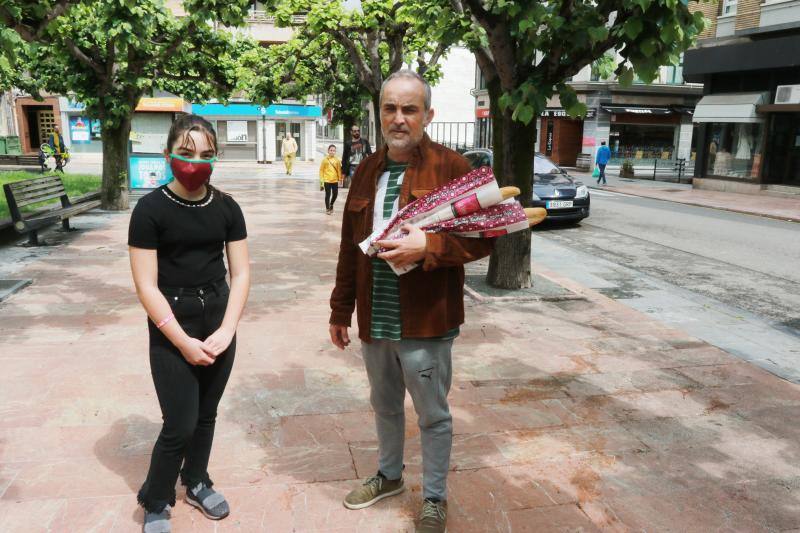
69,116,91,144
545,121,554,156
476,108,490,118
130,154,173,189
192,103,322,118
541,109,596,119
136,97,190,113
227,121,249,142
602,105,672,115
62,98,86,112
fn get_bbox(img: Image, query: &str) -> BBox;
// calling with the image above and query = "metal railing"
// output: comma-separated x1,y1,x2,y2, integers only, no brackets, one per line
425,122,477,153
246,11,307,24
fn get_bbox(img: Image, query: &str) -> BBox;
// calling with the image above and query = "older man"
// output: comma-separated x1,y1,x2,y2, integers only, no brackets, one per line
328,70,493,533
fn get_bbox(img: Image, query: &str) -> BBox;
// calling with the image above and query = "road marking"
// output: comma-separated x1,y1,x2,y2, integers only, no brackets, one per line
589,189,623,197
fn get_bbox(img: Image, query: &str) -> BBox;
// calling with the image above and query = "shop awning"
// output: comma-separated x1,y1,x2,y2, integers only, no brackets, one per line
692,92,768,123
601,105,673,115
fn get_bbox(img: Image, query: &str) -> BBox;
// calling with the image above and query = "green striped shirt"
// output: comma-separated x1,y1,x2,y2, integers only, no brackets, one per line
371,162,406,340
369,161,460,342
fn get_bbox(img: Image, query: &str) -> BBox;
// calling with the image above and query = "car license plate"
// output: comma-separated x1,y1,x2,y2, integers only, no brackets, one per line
546,200,573,209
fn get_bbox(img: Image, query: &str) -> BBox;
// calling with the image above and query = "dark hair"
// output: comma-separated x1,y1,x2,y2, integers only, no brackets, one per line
601,141,607,145
167,114,218,155
167,114,226,197
328,144,336,150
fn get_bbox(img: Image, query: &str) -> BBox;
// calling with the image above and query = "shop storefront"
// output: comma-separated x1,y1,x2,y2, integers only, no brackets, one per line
59,97,103,153
602,105,684,164
762,107,800,187
129,96,192,191
538,108,595,166
692,92,768,186
192,102,322,162
14,96,61,154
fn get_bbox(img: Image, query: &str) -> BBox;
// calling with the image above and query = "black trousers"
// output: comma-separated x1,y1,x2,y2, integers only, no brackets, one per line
138,280,234,513
324,182,338,210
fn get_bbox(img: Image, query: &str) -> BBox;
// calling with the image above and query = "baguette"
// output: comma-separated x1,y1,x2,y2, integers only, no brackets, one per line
525,207,547,227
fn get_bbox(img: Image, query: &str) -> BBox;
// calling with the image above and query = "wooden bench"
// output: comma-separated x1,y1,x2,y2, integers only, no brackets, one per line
2,175,101,245
0,154,43,170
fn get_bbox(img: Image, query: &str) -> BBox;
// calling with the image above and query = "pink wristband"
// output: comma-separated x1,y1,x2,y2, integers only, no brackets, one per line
156,313,175,329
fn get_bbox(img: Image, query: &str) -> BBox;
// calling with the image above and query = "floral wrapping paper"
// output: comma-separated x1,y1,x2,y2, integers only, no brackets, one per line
382,200,530,276
359,166,502,256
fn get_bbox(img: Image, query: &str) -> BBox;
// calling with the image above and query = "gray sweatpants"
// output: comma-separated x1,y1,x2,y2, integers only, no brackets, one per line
361,338,454,501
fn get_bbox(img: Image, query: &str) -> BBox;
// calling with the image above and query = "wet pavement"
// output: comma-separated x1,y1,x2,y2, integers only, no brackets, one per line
1,162,800,532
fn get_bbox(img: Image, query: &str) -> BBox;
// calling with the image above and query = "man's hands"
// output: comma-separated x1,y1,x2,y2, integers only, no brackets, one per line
329,324,351,350
376,224,427,268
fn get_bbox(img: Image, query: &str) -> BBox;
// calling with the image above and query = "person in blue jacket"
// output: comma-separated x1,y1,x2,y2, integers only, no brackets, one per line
595,141,611,185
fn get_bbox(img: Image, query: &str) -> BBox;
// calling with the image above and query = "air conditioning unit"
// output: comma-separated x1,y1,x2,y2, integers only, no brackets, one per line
775,85,800,105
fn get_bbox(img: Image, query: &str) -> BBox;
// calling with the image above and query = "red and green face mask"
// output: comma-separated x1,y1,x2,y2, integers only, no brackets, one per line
169,154,217,191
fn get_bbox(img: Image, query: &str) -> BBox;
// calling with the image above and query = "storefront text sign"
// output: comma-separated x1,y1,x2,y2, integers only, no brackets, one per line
136,97,190,113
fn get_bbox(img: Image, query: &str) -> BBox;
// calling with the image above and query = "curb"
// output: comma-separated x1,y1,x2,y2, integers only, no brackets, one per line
597,186,800,224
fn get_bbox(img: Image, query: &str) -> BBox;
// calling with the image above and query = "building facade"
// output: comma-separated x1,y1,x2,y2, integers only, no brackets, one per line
684,0,800,193
472,61,702,170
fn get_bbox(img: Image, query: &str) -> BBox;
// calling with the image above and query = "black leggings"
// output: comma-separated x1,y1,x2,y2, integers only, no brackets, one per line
325,182,339,210
138,282,234,513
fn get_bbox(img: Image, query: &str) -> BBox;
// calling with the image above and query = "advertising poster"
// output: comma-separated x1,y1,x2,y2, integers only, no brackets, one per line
90,119,102,139
69,116,91,144
227,121,248,142
130,155,173,189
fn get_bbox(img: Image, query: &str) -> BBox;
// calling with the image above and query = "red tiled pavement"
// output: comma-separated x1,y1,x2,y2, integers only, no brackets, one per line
1,162,800,531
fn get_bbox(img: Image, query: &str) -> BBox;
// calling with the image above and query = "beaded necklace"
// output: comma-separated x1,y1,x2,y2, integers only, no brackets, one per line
162,187,214,208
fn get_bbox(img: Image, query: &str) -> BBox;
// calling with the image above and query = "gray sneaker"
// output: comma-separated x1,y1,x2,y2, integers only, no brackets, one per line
185,482,230,520
143,505,171,533
343,472,405,510
416,499,447,533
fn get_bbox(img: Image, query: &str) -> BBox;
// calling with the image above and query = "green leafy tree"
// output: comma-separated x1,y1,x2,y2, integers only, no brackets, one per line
0,0,253,210
441,0,707,289
274,0,457,149
243,32,369,146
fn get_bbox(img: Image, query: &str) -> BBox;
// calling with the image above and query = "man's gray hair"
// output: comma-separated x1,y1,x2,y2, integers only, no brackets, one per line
380,70,432,111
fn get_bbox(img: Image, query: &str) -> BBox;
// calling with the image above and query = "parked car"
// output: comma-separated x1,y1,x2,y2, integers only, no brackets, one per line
462,149,590,222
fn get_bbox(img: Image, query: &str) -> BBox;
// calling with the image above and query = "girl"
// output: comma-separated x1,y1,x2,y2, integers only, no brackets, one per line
128,114,250,533
320,144,343,214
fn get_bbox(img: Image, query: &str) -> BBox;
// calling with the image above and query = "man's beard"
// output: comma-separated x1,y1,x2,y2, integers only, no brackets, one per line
382,126,423,152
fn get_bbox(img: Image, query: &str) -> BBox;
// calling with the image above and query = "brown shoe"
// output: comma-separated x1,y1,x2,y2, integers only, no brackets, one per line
343,472,404,510
416,499,447,532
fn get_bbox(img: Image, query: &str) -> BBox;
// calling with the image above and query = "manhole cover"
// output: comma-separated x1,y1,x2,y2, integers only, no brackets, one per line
0,279,32,302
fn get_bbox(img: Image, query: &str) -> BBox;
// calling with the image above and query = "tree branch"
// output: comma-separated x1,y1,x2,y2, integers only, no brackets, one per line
63,38,106,77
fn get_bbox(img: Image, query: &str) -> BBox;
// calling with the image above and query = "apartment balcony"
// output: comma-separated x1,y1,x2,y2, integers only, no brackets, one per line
243,11,307,44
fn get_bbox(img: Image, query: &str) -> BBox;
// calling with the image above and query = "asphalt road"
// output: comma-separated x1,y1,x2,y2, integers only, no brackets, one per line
533,188,800,382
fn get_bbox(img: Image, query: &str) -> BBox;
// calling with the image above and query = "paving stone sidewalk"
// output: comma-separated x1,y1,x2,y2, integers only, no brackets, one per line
569,168,800,223
1,162,800,532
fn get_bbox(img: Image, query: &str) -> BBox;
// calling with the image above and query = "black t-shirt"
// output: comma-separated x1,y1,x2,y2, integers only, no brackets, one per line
128,185,247,288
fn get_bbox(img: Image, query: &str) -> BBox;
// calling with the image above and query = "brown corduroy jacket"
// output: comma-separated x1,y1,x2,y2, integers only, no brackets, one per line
329,134,494,343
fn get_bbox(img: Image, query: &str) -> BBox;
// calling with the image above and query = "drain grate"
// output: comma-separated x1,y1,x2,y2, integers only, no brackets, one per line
0,279,32,303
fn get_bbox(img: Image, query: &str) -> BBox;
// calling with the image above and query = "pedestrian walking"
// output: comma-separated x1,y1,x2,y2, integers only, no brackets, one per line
128,114,250,533
329,70,493,533
281,132,298,175
48,125,67,173
596,140,611,185
341,125,372,188
320,144,343,215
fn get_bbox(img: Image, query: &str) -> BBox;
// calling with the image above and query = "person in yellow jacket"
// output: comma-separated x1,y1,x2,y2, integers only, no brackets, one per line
319,144,343,215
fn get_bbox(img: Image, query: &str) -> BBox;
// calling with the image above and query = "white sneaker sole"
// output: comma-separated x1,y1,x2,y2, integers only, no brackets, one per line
343,485,405,510
185,495,229,520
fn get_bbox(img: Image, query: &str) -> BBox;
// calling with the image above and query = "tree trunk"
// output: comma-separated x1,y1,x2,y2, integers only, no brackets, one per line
485,78,538,289
100,117,131,210
370,91,383,152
